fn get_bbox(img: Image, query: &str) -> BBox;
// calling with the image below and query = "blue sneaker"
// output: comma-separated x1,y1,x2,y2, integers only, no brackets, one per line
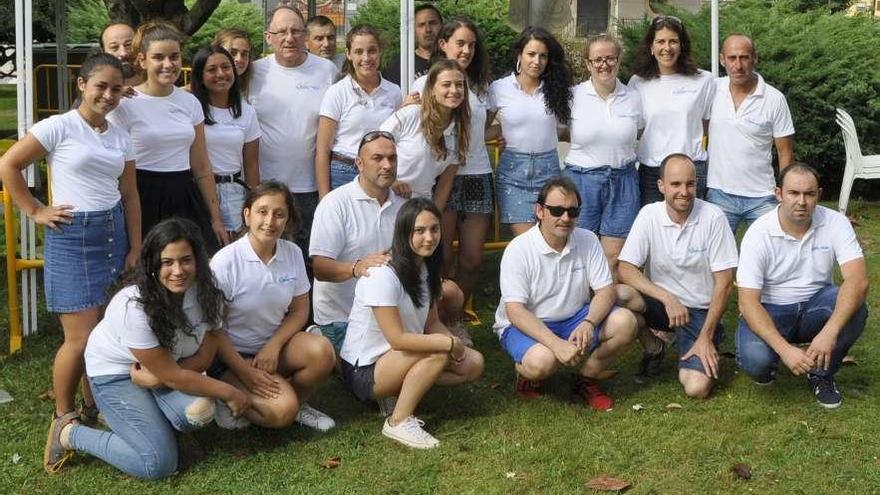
807,374,842,409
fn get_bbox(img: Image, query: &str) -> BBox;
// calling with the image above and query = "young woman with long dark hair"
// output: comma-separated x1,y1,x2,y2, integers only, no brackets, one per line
340,198,484,449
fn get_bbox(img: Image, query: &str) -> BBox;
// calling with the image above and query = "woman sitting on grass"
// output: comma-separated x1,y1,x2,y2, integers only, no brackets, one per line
44,218,251,480
339,197,484,449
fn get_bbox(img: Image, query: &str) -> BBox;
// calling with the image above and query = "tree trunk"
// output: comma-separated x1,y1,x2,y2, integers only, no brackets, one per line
103,0,222,35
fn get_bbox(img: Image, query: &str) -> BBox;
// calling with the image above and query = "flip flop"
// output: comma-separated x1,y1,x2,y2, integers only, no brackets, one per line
43,411,79,474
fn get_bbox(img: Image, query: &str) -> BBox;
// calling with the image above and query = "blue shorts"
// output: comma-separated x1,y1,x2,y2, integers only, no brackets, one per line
496,149,561,224
44,202,127,313
316,321,348,354
641,294,722,373
216,181,246,232
563,162,639,238
500,304,602,364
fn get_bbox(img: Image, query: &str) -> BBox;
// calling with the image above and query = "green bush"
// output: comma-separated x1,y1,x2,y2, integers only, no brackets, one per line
185,0,264,58
351,0,519,79
620,0,880,196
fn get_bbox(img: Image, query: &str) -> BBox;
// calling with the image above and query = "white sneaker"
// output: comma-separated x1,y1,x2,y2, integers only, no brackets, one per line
382,416,439,449
377,396,398,417
296,403,335,432
214,400,250,430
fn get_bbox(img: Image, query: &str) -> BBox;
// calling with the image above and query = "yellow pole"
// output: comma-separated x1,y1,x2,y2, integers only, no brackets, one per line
4,187,22,354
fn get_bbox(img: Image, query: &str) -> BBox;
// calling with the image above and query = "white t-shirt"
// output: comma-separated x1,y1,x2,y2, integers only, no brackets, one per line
412,75,492,176
619,199,738,309
707,74,795,197
319,75,402,158
309,179,405,325
249,54,337,192
493,225,613,337
108,87,203,172
488,73,559,154
204,102,261,176
628,70,715,167
30,110,133,211
379,104,457,198
84,285,210,377
737,205,863,305
566,79,643,169
211,235,310,355
341,264,430,366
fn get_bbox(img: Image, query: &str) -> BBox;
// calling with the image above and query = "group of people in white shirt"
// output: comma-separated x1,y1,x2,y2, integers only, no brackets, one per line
0,3,868,481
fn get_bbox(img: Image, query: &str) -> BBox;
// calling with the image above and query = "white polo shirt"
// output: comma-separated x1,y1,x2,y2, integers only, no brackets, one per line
619,199,738,309
707,74,795,197
309,179,405,325
108,87,203,173
628,70,715,167
30,110,133,212
379,104,457,198
488,73,559,154
204,103,261,176
492,225,613,338
319,75,402,158
566,79,643,169
84,285,210,377
412,75,493,176
737,205,863,305
249,54,337,192
340,264,430,366
211,236,311,355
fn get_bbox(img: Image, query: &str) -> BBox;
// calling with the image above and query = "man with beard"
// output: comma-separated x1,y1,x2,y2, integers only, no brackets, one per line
618,154,738,398
384,3,442,86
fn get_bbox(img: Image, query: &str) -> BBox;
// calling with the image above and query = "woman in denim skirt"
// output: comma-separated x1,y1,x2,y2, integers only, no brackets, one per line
190,45,261,236
0,54,142,453
488,26,573,236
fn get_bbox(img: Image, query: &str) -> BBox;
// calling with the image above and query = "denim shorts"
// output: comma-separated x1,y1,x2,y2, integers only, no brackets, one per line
315,321,348,354
496,149,561,224
642,294,722,373
500,303,602,364
447,173,495,214
341,359,376,402
217,181,246,232
44,202,127,313
563,162,639,238
330,158,359,191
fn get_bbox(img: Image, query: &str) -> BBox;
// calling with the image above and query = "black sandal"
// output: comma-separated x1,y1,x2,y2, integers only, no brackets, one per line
44,411,78,474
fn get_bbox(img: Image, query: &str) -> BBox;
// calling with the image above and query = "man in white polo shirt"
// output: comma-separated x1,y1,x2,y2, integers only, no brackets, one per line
250,5,337,254
618,154,738,398
493,177,637,411
707,33,795,234
737,164,867,409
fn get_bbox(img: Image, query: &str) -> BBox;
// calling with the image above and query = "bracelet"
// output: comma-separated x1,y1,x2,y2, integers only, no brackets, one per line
448,335,455,354
351,259,360,278
583,318,597,329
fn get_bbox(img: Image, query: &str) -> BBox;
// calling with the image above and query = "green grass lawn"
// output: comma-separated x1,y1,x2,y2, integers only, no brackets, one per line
1,203,880,494
0,84,18,137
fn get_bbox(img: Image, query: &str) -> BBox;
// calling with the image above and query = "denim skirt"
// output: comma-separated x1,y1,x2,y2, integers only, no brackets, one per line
44,201,127,313
496,149,561,224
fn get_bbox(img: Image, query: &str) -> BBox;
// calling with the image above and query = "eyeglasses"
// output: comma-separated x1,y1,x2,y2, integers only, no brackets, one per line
651,15,683,27
267,28,307,38
540,203,581,218
588,56,618,68
358,130,396,151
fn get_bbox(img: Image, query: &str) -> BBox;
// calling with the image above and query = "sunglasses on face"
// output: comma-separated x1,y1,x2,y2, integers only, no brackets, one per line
540,203,581,218
358,130,396,152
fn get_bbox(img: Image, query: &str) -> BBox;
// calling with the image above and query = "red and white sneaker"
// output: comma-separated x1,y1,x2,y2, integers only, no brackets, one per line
573,375,614,411
515,374,543,399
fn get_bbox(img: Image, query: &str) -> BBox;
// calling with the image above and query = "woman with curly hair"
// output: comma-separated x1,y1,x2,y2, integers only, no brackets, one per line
628,15,714,203
488,26,572,235
43,218,251,479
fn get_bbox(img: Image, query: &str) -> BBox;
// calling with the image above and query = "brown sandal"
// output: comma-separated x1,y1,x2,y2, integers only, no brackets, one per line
44,411,78,474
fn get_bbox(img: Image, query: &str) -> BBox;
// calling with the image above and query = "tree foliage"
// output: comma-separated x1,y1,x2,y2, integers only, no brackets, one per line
103,0,220,35
68,0,111,44
185,0,263,58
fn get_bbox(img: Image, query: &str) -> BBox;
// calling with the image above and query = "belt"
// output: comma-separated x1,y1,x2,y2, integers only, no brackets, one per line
214,172,250,190
331,152,357,167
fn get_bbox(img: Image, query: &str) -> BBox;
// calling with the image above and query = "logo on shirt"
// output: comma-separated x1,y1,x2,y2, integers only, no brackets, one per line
673,88,698,95
296,83,322,91
571,263,586,273
101,141,126,154
687,247,708,253
277,274,298,284
812,245,831,253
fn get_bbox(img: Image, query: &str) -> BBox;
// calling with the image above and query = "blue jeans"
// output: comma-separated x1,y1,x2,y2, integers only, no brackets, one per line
68,374,211,480
564,162,639,237
496,149,561,224
736,285,867,382
330,158,358,190
641,294,722,373
706,188,777,234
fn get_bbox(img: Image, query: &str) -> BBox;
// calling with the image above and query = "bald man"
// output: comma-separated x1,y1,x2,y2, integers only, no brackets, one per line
100,23,142,86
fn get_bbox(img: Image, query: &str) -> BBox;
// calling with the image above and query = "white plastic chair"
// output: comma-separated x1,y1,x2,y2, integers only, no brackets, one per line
836,107,880,214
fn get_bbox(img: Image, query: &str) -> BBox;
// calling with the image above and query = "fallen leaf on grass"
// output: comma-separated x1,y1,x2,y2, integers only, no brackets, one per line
504,471,527,480
731,463,752,480
842,355,858,366
665,403,683,410
320,457,341,469
11,454,21,465
631,403,645,411
489,382,500,390
586,475,631,491
38,389,55,401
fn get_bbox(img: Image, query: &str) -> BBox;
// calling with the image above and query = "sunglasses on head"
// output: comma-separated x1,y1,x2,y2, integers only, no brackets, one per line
651,15,683,27
358,130,396,152
540,203,581,218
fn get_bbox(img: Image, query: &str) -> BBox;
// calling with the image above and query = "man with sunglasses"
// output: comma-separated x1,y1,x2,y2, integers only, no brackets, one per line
618,154,738,397
493,177,638,411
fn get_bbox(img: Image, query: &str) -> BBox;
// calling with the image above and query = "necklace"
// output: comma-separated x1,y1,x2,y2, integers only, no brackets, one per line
77,109,108,133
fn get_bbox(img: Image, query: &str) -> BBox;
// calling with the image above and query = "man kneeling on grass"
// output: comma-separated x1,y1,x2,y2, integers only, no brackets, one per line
492,178,638,410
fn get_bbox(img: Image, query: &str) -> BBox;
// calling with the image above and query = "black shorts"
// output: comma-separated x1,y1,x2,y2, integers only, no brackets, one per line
340,360,376,402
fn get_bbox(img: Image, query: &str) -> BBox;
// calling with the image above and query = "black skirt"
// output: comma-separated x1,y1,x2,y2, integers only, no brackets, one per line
136,169,220,255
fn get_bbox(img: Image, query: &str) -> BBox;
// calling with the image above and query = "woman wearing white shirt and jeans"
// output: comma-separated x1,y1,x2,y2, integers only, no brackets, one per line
340,198,484,449
190,45,261,234
0,54,142,458
628,15,714,204
316,24,402,197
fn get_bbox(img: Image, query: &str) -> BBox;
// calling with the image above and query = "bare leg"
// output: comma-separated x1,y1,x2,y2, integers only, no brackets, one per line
221,370,300,428
438,280,465,327
435,348,484,386
516,344,560,381
440,210,459,280
277,332,335,402
373,349,448,426
508,222,533,237
679,368,713,399
580,308,637,378
54,308,102,416
453,213,491,307
600,236,626,282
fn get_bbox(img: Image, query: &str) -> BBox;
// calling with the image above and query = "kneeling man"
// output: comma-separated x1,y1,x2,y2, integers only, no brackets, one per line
493,178,637,411
618,154,738,398
737,164,868,408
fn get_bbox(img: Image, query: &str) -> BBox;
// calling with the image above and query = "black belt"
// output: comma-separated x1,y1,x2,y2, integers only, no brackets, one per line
331,152,357,167
214,172,250,189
